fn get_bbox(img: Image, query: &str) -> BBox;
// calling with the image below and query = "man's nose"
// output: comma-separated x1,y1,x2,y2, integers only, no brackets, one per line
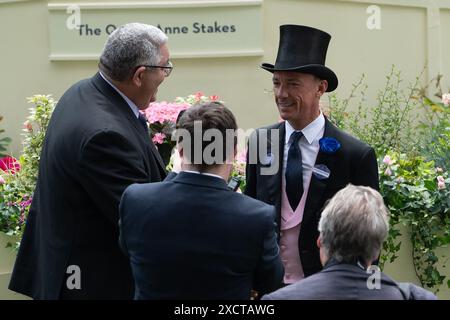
274,84,288,99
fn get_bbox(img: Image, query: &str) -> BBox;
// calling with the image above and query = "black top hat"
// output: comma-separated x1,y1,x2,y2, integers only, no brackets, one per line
261,25,338,92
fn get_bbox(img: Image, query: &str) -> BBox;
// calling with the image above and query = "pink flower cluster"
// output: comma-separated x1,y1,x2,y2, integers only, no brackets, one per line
143,102,190,125
152,133,166,145
142,93,221,146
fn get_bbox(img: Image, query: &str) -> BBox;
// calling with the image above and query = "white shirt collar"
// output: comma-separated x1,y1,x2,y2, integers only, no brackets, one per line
182,170,225,181
99,71,140,118
285,112,325,145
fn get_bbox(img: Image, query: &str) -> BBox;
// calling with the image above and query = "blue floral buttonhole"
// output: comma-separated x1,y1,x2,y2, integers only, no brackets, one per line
319,137,341,154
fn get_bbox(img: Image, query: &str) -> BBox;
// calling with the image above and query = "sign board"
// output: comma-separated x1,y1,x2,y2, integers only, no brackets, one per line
48,1,263,60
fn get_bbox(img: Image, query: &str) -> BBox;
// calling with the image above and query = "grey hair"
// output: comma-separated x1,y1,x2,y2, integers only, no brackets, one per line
318,184,389,264
99,23,168,81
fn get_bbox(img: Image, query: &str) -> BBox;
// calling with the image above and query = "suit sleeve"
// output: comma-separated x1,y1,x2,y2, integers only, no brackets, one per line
354,147,380,191
118,186,134,258
253,206,284,295
78,130,151,227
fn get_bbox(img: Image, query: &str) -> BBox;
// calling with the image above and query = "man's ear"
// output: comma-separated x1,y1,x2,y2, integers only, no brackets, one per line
318,79,328,96
132,66,147,87
316,236,322,249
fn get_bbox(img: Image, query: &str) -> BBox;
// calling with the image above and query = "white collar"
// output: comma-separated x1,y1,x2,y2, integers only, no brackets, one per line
285,112,325,145
99,71,140,118
182,170,225,181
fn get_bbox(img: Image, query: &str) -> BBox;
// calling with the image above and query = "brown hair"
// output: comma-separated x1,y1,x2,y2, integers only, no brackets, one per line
176,102,237,171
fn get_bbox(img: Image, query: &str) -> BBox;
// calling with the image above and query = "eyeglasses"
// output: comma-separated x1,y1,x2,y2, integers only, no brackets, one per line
140,61,173,77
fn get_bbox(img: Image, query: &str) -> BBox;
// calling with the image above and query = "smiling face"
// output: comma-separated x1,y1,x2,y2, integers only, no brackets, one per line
272,71,327,130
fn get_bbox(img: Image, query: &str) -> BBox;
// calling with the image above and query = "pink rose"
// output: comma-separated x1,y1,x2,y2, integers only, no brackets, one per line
0,156,21,174
384,167,392,176
209,95,219,101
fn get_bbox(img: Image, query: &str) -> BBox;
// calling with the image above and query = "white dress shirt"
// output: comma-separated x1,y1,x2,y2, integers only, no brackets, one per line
283,113,326,189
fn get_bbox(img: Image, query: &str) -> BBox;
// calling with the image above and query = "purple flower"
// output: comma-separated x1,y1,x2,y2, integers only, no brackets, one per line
319,137,341,154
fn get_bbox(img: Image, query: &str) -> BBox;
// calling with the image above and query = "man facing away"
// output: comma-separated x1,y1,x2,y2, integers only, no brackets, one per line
262,184,437,300
9,23,170,299
245,25,379,285
119,102,284,299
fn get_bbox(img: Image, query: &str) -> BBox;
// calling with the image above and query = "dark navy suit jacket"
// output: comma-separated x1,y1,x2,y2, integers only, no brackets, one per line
119,171,284,299
262,259,437,300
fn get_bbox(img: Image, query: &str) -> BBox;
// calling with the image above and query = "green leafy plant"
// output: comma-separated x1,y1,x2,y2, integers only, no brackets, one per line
379,153,449,290
326,65,422,158
416,77,450,170
0,95,56,248
0,116,12,157
327,67,450,292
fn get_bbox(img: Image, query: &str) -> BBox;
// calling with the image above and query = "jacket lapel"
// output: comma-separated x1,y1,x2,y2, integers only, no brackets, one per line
302,117,338,226
91,73,167,176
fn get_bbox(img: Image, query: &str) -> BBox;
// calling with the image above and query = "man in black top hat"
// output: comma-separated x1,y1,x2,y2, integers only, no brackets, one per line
245,25,379,286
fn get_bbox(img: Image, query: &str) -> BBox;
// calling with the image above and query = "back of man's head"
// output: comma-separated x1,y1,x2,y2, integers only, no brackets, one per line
318,184,389,265
176,102,237,172
99,23,168,81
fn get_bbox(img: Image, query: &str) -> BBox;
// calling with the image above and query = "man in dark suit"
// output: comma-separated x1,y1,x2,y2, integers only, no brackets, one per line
119,102,284,299
245,25,379,284
262,185,437,300
9,23,170,299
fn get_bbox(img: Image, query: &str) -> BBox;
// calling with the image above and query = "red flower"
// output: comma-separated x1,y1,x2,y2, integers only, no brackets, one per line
209,95,219,101
0,156,21,174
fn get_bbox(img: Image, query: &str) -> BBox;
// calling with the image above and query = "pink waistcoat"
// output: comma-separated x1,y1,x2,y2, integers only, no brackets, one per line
279,175,312,284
